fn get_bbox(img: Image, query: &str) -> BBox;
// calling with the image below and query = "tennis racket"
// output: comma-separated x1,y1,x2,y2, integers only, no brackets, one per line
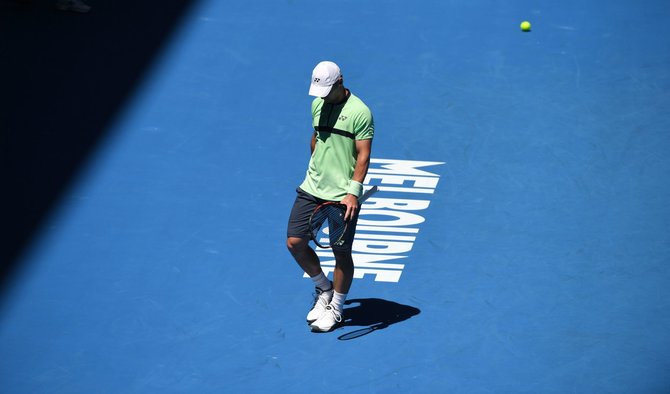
308,185,378,249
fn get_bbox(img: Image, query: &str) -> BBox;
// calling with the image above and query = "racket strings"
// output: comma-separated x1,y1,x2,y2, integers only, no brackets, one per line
327,209,347,245
309,208,330,234
310,204,347,247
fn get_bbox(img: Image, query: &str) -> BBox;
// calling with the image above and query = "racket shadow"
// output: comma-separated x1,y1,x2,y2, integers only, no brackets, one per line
337,298,421,341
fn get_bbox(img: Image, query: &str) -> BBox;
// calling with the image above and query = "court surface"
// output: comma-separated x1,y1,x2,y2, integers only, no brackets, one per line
2,0,670,392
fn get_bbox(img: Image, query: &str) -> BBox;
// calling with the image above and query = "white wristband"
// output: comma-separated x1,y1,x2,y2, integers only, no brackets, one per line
347,180,363,198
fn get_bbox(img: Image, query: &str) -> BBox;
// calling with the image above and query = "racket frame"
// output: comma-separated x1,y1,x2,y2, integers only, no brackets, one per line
308,185,378,249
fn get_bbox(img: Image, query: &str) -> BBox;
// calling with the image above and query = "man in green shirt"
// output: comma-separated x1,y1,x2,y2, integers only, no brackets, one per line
287,61,374,332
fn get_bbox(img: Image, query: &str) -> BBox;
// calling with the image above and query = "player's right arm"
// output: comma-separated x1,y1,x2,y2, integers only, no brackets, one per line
310,131,317,154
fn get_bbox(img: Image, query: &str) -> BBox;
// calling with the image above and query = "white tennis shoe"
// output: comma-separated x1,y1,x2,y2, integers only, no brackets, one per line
306,284,333,324
309,304,342,332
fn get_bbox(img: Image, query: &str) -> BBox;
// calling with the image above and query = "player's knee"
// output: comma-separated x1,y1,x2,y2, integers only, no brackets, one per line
333,250,354,268
286,237,308,254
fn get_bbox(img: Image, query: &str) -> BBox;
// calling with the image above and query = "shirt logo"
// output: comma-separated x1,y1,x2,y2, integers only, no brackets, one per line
338,115,348,121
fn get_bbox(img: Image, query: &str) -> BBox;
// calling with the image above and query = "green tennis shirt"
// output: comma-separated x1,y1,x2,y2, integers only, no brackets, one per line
299,92,374,201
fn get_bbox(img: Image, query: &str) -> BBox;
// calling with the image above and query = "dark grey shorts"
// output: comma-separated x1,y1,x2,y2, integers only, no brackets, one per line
287,188,360,252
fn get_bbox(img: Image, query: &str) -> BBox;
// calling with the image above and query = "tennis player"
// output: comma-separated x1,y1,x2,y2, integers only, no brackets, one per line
286,61,374,332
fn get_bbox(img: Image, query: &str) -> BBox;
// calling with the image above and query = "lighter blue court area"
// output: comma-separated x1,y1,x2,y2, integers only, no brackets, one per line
2,0,670,392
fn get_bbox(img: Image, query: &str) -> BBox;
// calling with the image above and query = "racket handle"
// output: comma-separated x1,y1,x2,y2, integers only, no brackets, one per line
359,185,378,203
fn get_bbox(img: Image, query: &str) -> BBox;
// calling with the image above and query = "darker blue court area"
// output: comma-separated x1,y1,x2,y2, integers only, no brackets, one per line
1,0,669,392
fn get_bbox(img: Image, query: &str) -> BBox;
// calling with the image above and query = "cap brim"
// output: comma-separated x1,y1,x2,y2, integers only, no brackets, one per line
309,84,333,97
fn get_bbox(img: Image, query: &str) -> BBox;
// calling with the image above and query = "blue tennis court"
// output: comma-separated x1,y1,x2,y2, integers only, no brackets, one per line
1,0,669,392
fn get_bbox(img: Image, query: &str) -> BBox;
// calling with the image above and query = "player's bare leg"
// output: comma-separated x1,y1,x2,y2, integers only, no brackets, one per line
310,250,352,332
286,236,321,277
332,251,354,294
287,236,334,324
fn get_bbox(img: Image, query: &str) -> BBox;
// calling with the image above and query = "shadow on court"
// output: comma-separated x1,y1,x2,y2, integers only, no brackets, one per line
0,0,198,302
337,298,421,341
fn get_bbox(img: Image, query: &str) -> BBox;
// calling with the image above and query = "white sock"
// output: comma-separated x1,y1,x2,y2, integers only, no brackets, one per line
330,291,347,313
310,272,331,291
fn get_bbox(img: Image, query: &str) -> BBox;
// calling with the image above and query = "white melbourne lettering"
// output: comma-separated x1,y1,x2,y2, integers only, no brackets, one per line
306,158,445,283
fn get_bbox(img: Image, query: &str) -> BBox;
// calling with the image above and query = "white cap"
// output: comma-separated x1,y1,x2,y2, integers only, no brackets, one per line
308,61,341,97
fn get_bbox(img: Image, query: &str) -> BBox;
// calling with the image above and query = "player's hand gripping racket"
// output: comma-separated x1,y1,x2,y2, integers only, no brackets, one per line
308,185,378,249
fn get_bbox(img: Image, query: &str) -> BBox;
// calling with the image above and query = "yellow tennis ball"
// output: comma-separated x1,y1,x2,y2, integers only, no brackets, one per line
520,21,531,31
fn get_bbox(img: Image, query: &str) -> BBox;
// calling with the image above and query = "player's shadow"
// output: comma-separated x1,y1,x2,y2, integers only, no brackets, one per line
338,298,420,341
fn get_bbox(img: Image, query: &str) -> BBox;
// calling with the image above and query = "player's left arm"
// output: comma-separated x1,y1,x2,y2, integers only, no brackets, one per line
341,138,372,220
